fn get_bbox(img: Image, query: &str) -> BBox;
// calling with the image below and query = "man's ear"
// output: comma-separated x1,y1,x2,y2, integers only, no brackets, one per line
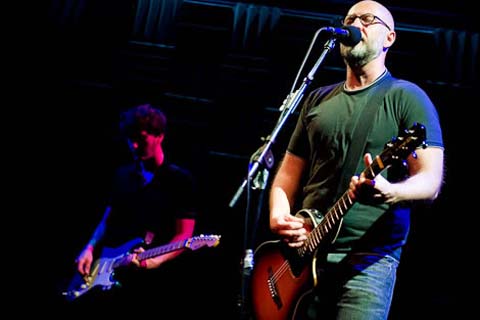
157,133,165,143
384,30,396,50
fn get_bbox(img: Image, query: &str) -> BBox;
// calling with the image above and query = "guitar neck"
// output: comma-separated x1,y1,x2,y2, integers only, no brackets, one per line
301,158,384,256
110,235,220,267
137,239,186,261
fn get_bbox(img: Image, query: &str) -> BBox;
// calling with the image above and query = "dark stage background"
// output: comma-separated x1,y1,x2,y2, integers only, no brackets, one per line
29,0,476,318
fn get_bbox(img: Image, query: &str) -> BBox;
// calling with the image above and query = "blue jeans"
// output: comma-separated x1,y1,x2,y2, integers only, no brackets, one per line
303,252,399,320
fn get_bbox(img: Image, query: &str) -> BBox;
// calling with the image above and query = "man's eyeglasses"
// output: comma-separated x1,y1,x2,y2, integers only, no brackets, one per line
343,13,391,31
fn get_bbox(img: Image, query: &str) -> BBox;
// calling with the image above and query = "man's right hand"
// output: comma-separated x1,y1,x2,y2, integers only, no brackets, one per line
270,214,307,248
76,245,94,275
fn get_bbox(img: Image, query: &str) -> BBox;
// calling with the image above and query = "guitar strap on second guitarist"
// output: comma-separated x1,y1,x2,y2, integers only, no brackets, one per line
335,74,396,199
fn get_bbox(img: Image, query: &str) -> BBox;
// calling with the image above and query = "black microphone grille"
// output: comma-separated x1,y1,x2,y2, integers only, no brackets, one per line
341,25,362,46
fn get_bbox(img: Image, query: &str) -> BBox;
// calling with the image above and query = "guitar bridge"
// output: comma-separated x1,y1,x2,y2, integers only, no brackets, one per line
267,267,283,309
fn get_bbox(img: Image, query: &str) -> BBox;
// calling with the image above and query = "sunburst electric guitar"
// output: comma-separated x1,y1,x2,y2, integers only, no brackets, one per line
63,234,221,301
251,123,427,320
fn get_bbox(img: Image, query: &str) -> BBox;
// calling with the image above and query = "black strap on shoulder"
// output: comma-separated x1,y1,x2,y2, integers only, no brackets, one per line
335,75,396,199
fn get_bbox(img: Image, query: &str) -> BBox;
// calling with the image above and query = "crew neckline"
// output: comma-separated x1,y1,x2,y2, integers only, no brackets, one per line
344,69,389,92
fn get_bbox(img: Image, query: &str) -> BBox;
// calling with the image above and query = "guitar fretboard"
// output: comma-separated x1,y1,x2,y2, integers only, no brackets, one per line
138,240,186,260
297,156,384,257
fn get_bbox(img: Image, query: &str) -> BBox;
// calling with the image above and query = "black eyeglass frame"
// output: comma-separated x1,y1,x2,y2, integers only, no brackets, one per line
343,13,391,31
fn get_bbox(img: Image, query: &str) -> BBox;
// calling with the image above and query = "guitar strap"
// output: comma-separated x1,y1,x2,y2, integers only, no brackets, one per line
335,74,395,199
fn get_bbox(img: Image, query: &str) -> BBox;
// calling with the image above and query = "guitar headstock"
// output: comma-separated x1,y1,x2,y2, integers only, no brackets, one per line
380,122,427,167
186,234,221,250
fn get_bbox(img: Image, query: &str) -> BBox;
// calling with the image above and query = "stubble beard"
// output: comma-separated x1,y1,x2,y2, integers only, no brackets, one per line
341,39,382,69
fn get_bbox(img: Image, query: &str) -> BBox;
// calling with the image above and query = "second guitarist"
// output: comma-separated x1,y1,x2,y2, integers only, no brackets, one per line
73,104,199,317
261,1,445,319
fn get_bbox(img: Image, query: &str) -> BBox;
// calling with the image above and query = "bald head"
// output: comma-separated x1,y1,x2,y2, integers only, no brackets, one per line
348,0,395,31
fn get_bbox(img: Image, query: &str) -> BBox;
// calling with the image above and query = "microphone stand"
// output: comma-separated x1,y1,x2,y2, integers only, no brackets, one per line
230,36,338,319
127,139,152,185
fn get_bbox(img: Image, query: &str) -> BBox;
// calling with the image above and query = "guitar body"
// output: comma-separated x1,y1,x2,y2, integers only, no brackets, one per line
251,240,313,320
251,209,325,320
64,238,144,301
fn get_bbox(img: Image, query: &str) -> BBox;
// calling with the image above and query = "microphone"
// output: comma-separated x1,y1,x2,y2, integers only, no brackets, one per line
321,26,362,46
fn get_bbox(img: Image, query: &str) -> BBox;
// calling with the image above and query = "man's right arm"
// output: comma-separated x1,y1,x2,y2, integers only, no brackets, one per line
269,152,308,247
76,206,111,275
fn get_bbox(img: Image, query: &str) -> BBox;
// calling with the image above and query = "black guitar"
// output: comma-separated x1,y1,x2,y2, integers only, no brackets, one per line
251,123,427,320
63,234,221,301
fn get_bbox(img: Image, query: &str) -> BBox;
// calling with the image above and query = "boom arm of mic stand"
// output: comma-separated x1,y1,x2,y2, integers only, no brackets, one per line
229,37,337,208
